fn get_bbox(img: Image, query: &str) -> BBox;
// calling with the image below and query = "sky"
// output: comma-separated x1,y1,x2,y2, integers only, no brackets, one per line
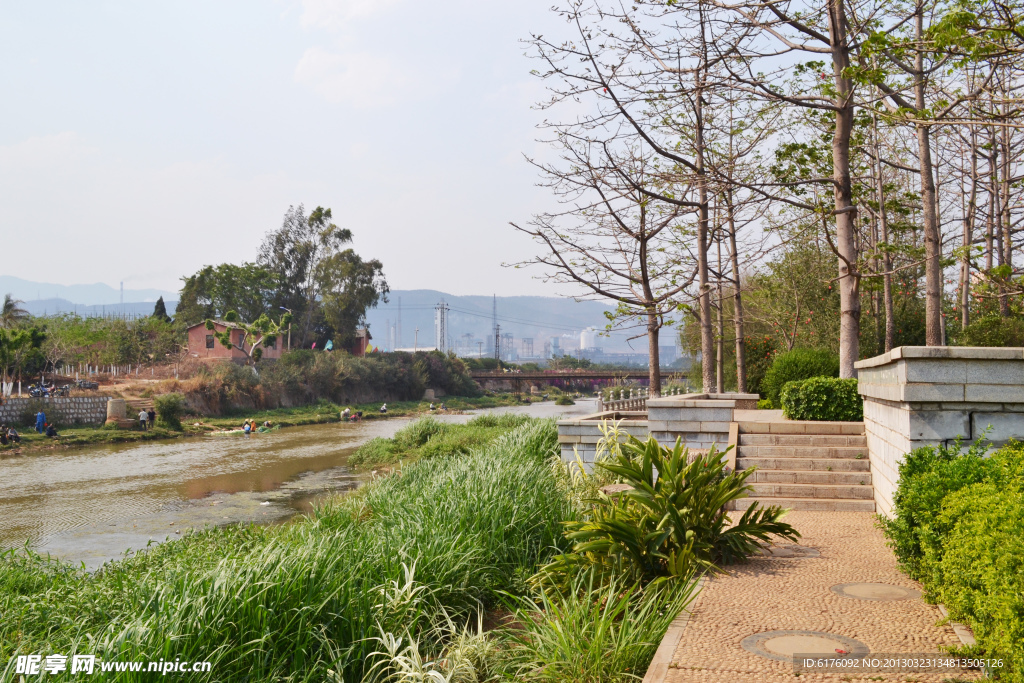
0,0,573,298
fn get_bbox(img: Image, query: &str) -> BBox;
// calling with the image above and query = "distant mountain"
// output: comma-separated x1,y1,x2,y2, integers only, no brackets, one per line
364,289,664,357
0,276,177,307
19,298,178,318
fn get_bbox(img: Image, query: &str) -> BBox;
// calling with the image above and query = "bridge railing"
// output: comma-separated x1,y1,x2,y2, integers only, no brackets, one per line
596,386,692,413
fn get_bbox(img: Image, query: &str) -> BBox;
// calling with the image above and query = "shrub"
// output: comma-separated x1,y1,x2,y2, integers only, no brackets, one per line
760,348,839,408
555,396,575,405
880,440,992,581
756,398,772,410
881,440,1024,678
958,313,1024,347
154,392,185,430
780,377,862,421
538,435,799,586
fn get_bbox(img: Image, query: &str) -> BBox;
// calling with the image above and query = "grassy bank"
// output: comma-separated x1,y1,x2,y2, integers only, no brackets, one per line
0,394,528,455
0,418,698,682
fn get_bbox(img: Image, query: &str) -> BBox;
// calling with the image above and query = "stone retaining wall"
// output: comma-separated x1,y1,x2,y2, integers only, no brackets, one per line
557,393,757,470
856,346,1024,516
0,396,110,427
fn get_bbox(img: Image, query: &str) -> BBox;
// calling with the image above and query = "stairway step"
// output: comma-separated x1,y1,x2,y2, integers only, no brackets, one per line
727,496,875,512
748,469,872,486
739,434,867,447
737,421,864,436
737,445,868,459
748,482,874,500
737,457,871,472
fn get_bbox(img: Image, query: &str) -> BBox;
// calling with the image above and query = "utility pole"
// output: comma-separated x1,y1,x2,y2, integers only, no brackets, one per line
397,296,402,348
477,341,483,357
414,327,419,352
434,301,449,353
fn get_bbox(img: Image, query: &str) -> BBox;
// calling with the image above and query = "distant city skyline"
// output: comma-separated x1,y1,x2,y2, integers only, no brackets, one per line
0,1,577,297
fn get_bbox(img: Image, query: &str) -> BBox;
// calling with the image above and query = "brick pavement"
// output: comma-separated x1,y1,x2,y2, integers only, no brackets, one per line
655,511,978,683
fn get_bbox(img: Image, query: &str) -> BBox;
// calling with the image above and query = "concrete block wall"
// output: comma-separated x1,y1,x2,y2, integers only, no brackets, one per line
557,393,757,470
0,396,111,427
857,346,1024,516
557,413,649,470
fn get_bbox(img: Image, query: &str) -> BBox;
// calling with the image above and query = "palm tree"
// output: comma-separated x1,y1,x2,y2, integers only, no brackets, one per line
1,294,29,328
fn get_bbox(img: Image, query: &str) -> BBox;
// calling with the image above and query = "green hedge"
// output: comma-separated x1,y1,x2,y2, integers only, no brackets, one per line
760,348,839,408
779,377,862,422
881,441,1024,679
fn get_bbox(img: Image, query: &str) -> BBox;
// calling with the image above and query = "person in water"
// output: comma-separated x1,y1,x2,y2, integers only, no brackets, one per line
243,420,252,435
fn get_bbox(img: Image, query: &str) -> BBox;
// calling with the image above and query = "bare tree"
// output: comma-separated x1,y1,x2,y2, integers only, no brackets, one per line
511,146,695,395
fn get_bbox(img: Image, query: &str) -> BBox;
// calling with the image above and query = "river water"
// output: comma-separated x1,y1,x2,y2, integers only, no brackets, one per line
0,400,598,569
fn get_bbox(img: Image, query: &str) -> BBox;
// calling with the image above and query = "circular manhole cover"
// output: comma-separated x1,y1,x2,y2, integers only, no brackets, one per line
831,582,920,601
741,630,870,662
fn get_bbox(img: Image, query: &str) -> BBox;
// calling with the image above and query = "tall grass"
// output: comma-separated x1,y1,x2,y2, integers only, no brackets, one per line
0,419,574,682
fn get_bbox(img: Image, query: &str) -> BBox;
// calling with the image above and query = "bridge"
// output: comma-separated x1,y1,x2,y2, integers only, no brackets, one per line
469,369,688,390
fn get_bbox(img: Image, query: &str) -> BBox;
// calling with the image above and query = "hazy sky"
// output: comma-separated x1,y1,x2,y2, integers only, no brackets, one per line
0,1,572,297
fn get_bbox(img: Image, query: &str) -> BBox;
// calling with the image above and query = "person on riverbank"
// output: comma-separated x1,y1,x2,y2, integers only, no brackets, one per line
0,425,7,445
379,403,387,414
45,423,58,438
35,410,46,434
147,409,155,429
243,420,252,436
342,408,351,421
7,426,21,443
138,409,148,431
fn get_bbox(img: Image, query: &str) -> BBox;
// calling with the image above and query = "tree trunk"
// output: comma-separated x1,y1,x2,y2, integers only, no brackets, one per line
647,311,662,397
872,111,895,352
695,71,716,393
726,189,747,392
961,126,979,329
914,11,943,345
716,229,725,393
829,0,860,377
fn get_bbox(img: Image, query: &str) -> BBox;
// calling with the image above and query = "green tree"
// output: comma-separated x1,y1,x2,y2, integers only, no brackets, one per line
176,263,279,328
1,294,29,329
0,327,45,381
258,205,388,347
152,296,172,323
206,310,292,373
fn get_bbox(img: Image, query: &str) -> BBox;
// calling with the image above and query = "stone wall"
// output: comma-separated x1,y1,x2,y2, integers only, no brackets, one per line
557,393,757,470
0,396,111,427
856,346,1024,517
557,412,649,469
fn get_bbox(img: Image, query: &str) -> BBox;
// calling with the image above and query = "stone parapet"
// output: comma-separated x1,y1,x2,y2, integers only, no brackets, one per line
0,396,111,427
856,346,1024,516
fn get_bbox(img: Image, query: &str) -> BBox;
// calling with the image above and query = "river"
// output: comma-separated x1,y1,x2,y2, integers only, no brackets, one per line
0,399,598,569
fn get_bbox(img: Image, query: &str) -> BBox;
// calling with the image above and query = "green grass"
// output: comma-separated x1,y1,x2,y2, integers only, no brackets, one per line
349,412,534,468
0,419,577,682
1,419,707,682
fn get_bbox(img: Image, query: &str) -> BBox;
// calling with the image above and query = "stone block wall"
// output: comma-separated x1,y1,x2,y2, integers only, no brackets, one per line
857,346,1024,516
557,393,757,470
0,396,111,427
557,413,649,470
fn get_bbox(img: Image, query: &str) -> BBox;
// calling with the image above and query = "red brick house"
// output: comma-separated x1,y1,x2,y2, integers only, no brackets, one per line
351,328,371,357
186,321,284,362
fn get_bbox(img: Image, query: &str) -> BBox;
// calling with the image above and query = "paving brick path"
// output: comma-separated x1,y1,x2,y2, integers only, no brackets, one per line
653,511,977,683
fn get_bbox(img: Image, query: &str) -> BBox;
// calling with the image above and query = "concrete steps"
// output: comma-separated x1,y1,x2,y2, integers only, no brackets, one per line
729,496,876,512
728,420,874,513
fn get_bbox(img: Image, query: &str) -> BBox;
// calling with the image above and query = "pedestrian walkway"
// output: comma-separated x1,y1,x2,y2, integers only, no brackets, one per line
646,511,977,683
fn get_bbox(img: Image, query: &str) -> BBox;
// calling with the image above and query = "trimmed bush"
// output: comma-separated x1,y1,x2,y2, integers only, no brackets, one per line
881,441,1024,677
780,377,862,422
958,313,1024,347
760,348,839,408
153,392,185,430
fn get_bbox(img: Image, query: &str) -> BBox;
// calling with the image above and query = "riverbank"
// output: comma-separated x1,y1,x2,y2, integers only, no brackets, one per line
0,394,528,456
1,418,687,682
